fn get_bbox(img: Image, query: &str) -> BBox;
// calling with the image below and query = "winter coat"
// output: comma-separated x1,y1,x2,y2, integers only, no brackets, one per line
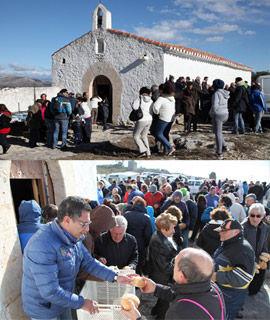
227,193,246,223
182,89,196,115
241,218,269,262
231,81,249,113
249,89,267,113
248,184,264,201
17,200,42,253
153,95,175,122
123,204,153,259
205,193,220,208
0,111,11,134
94,231,138,270
209,89,230,116
79,102,91,119
22,219,117,319
186,199,198,230
197,220,223,256
27,103,43,129
144,191,164,214
128,188,144,203
149,231,178,284
53,93,72,120
214,232,255,314
151,281,225,320
132,95,153,122
146,206,156,233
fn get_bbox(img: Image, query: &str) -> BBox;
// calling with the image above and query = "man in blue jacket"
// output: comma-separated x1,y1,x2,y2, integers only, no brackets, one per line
22,196,134,320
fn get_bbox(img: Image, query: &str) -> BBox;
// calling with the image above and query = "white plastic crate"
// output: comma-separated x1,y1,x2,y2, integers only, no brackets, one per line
77,305,127,320
77,270,136,320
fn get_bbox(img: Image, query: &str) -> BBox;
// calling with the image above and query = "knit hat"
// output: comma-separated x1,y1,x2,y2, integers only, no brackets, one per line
172,190,183,199
180,188,187,197
150,184,157,193
214,219,242,232
213,79,224,91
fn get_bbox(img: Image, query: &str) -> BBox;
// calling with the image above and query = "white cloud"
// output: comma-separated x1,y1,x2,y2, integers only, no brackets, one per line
193,24,239,35
206,36,224,42
243,30,256,35
8,62,36,72
147,6,154,12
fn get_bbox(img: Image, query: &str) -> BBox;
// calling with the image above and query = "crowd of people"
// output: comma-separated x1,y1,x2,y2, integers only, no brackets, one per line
16,173,270,320
0,75,267,157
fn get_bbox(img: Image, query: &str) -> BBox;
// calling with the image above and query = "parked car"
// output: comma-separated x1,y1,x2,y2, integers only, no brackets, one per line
188,180,204,195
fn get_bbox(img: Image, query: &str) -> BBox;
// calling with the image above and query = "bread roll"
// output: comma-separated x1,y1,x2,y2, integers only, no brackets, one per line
122,266,132,270
108,266,119,271
259,260,267,270
259,255,269,262
121,294,140,311
131,276,146,288
260,252,270,260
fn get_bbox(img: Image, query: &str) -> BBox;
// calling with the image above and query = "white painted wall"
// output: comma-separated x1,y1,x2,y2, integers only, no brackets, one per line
0,86,61,113
163,53,252,86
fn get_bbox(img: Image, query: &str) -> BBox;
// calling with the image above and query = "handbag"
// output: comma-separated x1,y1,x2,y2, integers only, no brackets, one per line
129,97,143,121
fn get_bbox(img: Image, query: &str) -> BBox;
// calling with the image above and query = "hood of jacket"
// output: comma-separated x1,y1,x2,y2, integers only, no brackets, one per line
90,205,116,238
236,80,246,87
18,200,42,223
227,192,235,203
146,206,154,218
172,190,183,200
162,94,175,102
217,89,230,100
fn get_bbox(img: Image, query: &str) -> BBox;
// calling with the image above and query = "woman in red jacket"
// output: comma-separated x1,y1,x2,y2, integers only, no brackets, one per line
0,104,12,154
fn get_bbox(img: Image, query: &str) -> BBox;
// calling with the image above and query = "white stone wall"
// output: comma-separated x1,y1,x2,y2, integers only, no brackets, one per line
163,53,252,86
0,86,61,113
52,30,164,122
0,160,27,320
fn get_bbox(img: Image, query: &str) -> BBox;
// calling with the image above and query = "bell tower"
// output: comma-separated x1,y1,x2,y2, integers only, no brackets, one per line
92,3,112,30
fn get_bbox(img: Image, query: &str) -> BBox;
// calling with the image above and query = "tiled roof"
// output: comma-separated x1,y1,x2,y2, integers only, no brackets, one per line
52,28,252,71
107,29,253,71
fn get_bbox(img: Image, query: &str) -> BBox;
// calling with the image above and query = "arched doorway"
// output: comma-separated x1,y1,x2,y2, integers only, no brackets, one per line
92,75,112,123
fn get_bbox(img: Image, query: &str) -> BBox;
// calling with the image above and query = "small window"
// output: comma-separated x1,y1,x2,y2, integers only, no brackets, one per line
62,58,66,64
97,39,104,54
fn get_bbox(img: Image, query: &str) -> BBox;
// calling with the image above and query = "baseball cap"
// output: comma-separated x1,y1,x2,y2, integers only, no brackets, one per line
214,219,242,232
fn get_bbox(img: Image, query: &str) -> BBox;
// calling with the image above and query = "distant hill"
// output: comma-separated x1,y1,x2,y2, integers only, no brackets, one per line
0,75,52,88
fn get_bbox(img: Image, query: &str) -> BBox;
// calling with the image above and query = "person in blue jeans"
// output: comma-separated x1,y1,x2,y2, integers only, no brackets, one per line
52,89,72,150
249,83,267,133
153,83,176,156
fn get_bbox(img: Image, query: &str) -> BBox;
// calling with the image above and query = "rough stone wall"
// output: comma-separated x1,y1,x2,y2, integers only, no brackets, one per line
47,161,97,206
0,86,61,113
0,161,27,320
52,29,164,123
163,53,252,86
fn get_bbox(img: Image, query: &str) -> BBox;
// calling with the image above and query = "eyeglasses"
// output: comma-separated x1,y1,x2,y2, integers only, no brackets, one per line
73,218,92,229
250,214,263,218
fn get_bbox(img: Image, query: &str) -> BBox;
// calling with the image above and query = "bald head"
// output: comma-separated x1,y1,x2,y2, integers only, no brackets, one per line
174,248,214,284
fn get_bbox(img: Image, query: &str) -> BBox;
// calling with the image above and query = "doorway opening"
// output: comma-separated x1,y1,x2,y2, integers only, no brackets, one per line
10,179,45,224
92,75,112,123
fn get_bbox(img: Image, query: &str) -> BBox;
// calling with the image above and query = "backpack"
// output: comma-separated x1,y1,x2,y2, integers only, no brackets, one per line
50,96,66,115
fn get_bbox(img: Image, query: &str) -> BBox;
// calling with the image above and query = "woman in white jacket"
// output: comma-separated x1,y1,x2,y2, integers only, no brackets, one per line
78,97,92,143
153,83,175,156
133,87,153,158
209,79,230,159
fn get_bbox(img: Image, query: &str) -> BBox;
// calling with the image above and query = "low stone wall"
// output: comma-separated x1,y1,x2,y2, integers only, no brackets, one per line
0,86,61,113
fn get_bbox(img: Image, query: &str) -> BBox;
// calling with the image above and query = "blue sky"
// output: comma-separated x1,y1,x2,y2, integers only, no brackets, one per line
0,0,269,80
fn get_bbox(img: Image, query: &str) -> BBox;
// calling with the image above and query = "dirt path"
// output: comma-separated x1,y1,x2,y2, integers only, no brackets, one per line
1,121,269,160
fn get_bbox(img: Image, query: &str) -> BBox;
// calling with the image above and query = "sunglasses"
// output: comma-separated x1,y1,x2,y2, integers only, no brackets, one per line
250,214,263,218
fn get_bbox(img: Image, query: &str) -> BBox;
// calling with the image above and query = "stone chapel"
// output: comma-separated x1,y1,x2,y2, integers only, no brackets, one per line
52,4,252,124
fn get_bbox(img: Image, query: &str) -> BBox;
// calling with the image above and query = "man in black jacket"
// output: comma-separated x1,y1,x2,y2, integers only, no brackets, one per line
94,215,138,270
231,77,249,134
121,247,226,320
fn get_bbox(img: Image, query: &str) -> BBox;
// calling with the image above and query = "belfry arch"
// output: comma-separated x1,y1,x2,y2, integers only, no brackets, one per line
82,62,122,124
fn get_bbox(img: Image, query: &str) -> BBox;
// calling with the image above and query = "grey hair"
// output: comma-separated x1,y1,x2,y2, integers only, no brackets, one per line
249,203,265,216
246,193,257,201
114,215,128,230
177,248,214,283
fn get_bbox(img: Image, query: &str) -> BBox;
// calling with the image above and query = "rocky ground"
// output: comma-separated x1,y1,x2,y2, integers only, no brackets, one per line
1,118,270,160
